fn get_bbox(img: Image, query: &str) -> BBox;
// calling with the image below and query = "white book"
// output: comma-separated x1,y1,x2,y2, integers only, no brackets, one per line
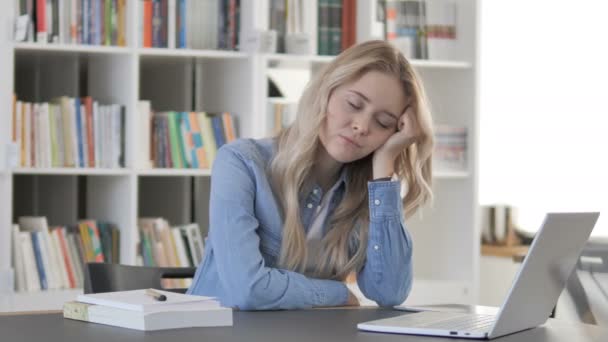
70,99,80,167
171,228,191,267
33,103,40,167
168,0,176,48
77,289,216,312
12,225,27,292
54,102,65,167
24,103,31,167
41,228,62,290
19,232,41,292
64,297,232,331
60,97,74,167
113,105,122,168
42,103,52,168
93,101,100,167
18,216,61,290
137,101,152,169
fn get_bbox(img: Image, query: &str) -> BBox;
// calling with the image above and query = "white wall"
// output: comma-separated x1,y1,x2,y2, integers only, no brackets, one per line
479,0,608,237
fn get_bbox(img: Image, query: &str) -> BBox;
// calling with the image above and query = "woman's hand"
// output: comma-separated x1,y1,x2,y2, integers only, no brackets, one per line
346,289,360,306
372,106,421,178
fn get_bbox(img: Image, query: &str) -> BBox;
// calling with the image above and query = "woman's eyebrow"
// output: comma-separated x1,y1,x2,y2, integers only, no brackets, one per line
349,90,398,119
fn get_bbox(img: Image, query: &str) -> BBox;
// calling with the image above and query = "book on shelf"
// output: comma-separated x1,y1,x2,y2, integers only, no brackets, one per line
383,0,457,60
10,95,125,169
138,0,239,50
137,218,205,288
317,0,357,56
480,205,522,246
13,0,127,46
433,125,467,173
11,216,121,292
64,289,232,331
140,102,238,169
266,97,298,135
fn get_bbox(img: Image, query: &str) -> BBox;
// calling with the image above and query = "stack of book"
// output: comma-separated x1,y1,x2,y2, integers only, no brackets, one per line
480,205,522,246
266,97,298,136
13,0,128,46
12,216,120,292
433,125,467,172
384,0,458,60
11,95,126,169
137,218,205,288
139,0,240,50
137,101,238,169
64,289,232,331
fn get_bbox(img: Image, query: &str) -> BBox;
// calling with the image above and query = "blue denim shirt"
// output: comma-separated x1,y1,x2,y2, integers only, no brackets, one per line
187,138,413,310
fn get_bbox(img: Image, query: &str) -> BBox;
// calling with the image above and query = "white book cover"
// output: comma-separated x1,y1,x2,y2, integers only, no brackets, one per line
12,225,27,292
70,98,80,168
24,103,31,167
54,103,65,167
137,101,151,169
77,289,216,312
168,0,176,48
93,101,100,168
41,229,62,289
65,299,232,331
19,232,41,292
171,228,191,267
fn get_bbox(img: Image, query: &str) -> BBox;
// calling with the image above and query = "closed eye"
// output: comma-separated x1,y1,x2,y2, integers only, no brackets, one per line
348,101,361,110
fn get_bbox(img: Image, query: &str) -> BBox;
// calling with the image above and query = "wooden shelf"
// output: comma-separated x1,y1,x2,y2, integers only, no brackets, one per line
481,244,529,258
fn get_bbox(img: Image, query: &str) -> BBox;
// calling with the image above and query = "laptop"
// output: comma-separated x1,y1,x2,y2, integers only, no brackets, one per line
357,212,600,339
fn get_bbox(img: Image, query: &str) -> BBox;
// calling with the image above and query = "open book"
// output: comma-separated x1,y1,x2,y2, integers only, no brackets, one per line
64,289,232,331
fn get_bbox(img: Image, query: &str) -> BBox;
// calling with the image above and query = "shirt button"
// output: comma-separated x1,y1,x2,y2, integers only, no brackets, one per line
313,189,319,195
374,199,381,205
374,245,380,250
307,203,313,209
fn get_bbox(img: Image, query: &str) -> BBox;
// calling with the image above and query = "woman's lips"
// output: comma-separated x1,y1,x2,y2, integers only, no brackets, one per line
339,135,361,148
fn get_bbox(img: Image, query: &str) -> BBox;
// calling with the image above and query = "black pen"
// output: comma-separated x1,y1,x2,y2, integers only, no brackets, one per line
145,288,167,301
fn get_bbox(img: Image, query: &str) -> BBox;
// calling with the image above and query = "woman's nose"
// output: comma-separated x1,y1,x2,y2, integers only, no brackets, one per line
352,116,370,135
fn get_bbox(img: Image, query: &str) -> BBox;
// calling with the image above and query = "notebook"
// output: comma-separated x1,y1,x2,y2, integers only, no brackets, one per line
76,289,214,312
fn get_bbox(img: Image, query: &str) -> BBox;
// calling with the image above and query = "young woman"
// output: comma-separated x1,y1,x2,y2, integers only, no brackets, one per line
187,40,434,310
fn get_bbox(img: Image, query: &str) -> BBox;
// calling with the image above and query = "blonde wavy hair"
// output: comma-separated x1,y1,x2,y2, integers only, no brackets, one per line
269,40,434,280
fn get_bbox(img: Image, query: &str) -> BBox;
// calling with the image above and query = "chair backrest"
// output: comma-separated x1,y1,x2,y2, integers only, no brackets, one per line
84,263,197,294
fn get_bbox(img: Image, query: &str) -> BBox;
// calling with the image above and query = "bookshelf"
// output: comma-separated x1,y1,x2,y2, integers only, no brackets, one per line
0,0,480,312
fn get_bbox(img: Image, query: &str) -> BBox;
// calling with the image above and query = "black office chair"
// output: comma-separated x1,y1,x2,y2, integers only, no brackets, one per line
84,263,197,294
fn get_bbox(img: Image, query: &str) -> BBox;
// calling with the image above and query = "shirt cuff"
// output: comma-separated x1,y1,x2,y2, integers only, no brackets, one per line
308,278,349,307
367,180,402,220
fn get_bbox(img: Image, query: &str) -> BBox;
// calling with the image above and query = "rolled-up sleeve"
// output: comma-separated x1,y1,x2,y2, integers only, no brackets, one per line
356,180,413,307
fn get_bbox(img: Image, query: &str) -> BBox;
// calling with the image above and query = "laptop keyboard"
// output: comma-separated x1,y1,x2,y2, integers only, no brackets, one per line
399,312,496,332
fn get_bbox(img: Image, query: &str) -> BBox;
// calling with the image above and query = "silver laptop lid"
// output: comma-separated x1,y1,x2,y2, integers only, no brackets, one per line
489,212,600,339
